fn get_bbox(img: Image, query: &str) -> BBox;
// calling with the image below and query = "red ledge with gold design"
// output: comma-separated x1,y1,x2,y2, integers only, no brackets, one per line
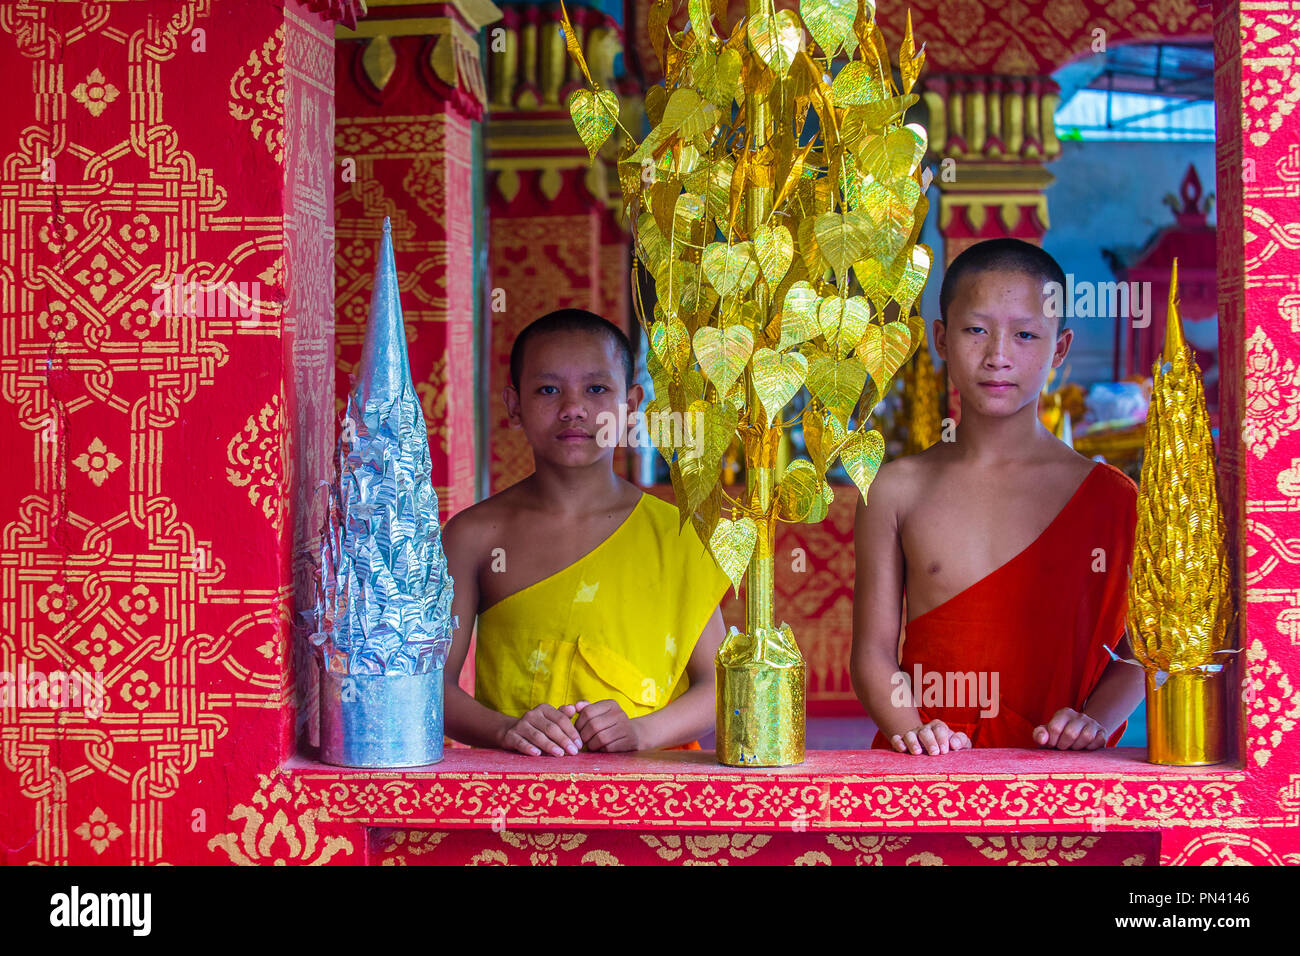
231,743,1295,866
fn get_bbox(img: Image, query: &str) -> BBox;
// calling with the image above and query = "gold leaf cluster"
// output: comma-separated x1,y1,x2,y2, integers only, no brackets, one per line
562,0,931,590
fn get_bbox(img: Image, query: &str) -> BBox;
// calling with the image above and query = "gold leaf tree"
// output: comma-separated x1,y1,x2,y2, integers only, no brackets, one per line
561,0,931,765
1127,259,1234,764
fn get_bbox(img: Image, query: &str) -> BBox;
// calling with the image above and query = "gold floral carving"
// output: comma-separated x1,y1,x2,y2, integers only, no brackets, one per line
825,833,912,864
639,833,772,864
416,354,451,455
965,834,1102,865
500,830,589,865
75,806,124,854
72,438,123,487
229,27,286,164
1243,637,1300,767
377,829,447,864
208,774,355,866
1166,832,1296,865
70,68,119,117
226,391,288,533
1244,326,1300,459
1242,1,1300,148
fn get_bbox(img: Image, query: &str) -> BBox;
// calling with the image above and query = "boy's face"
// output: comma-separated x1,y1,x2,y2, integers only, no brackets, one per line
504,330,644,469
934,269,1072,419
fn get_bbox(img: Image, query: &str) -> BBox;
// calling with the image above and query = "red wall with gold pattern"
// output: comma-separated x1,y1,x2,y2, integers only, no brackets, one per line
0,0,335,865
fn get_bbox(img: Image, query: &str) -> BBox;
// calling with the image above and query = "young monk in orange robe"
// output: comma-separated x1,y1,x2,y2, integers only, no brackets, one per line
852,238,1146,754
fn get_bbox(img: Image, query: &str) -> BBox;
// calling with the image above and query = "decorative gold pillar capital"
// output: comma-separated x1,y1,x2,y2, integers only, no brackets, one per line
337,0,503,120
921,73,1062,261
483,3,630,220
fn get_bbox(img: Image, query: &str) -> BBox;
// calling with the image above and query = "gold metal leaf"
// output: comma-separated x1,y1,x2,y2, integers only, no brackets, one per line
701,240,760,296
812,209,871,280
672,191,707,249
801,0,860,60
753,223,794,288
893,244,932,315
802,401,847,475
856,321,912,389
645,83,667,127
857,125,927,182
693,45,742,108
689,0,715,38
841,94,919,133
817,294,872,358
777,459,833,522
831,60,887,107
647,0,672,71
567,87,620,161
806,346,868,425
636,212,670,275
650,315,692,379
747,9,802,79
751,347,808,423
709,516,758,594
778,280,821,350
899,10,926,95
680,399,738,511
693,324,754,394
839,428,884,502
558,0,594,86
691,483,723,552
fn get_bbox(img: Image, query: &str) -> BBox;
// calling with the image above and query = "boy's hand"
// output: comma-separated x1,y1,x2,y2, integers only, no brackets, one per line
498,704,581,756
890,719,971,755
1033,708,1108,750
573,699,642,752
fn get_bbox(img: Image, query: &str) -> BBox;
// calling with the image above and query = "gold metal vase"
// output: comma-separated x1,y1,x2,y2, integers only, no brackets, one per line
1145,668,1227,766
715,427,806,767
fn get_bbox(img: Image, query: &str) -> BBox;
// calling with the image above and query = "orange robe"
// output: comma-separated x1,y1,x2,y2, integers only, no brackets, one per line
872,463,1138,750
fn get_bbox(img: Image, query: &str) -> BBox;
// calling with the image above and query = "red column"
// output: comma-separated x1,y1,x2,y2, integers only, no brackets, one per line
0,0,338,864
334,1,500,517
484,2,633,492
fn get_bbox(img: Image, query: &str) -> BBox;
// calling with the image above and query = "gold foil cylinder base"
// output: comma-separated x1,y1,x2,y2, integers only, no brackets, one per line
715,624,806,766
1145,668,1227,766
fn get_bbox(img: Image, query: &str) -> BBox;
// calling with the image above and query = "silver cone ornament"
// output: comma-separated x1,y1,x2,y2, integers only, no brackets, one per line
312,217,455,766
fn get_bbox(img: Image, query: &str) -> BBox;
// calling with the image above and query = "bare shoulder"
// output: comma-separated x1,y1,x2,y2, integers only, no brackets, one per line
857,448,930,521
441,487,519,561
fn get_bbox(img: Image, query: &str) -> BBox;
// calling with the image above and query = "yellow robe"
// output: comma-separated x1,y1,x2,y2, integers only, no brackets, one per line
474,494,731,719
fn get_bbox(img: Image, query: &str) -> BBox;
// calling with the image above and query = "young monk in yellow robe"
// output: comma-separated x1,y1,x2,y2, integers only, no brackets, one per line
442,309,731,755
852,238,1146,754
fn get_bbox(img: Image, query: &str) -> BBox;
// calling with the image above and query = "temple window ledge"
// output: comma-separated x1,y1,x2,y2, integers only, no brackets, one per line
281,748,1244,831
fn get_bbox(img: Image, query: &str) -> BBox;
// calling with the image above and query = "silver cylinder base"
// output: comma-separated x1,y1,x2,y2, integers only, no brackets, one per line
318,664,444,768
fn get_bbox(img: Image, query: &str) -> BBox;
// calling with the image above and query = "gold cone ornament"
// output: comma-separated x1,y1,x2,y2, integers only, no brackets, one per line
559,0,931,765
1126,259,1235,765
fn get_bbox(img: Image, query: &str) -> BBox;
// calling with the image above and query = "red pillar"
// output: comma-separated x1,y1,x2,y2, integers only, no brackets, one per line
484,2,633,492
333,1,500,518
0,0,339,864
